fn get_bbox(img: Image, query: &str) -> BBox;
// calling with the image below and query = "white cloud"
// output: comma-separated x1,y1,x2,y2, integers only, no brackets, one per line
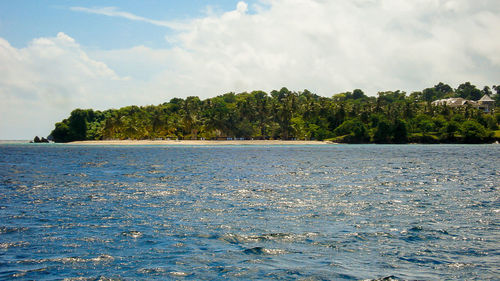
236,1,249,14
70,6,186,29
1,0,500,139
104,0,498,95
0,33,133,139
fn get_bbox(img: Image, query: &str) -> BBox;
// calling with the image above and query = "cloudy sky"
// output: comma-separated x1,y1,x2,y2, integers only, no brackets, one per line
1,0,499,139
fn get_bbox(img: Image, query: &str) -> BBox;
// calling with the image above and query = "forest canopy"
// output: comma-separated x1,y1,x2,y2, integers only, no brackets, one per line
49,82,500,144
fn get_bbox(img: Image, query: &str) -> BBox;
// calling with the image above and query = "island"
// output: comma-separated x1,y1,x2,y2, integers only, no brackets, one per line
47,82,500,144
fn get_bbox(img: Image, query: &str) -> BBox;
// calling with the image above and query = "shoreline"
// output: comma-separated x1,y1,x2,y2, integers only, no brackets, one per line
68,140,334,146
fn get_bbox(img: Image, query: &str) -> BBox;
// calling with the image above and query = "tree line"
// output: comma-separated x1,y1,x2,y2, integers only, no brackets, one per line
49,82,500,144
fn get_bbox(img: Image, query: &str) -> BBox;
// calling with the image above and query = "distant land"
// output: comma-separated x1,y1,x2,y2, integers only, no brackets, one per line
42,82,500,144
0,140,31,144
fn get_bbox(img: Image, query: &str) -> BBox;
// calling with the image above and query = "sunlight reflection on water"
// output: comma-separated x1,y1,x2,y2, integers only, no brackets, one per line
0,144,499,280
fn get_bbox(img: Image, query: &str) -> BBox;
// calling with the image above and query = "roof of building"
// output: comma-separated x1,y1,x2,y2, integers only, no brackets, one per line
432,97,471,106
479,94,495,102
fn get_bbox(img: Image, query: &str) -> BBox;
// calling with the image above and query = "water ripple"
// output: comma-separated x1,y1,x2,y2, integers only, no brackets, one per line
0,144,499,280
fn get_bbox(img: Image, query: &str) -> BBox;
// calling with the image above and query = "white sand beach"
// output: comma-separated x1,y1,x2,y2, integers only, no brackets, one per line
68,140,334,145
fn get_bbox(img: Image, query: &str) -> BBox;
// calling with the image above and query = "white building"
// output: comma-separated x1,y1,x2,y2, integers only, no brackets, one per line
432,95,495,113
477,94,495,113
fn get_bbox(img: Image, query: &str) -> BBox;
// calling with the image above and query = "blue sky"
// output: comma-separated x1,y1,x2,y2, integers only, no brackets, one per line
1,0,499,139
0,0,256,49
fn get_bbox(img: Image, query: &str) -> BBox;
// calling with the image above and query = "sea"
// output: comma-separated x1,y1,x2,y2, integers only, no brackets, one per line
0,143,498,280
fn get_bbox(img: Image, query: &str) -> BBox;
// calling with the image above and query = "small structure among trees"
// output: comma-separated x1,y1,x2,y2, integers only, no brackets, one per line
432,94,496,113
478,94,495,113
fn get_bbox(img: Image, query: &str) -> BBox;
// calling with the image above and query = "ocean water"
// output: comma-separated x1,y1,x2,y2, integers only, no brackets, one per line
0,144,498,280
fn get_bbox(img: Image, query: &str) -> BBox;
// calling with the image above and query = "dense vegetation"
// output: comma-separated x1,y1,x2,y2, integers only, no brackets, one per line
49,82,500,144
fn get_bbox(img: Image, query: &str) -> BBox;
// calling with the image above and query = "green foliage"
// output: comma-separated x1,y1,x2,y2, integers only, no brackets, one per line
352,89,366,99
439,121,460,142
408,133,440,144
51,122,71,143
482,114,498,130
392,119,408,143
413,114,435,135
433,82,453,96
418,83,454,102
492,86,500,106
50,109,104,142
457,82,482,100
332,89,366,101
334,119,369,143
49,83,499,144
377,91,406,105
68,109,88,140
373,119,392,143
461,121,493,143
494,130,500,141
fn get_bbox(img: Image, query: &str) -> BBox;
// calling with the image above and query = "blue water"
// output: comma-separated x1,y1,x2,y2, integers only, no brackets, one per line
0,144,498,280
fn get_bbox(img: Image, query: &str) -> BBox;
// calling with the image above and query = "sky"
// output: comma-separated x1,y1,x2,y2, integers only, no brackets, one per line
0,0,499,139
